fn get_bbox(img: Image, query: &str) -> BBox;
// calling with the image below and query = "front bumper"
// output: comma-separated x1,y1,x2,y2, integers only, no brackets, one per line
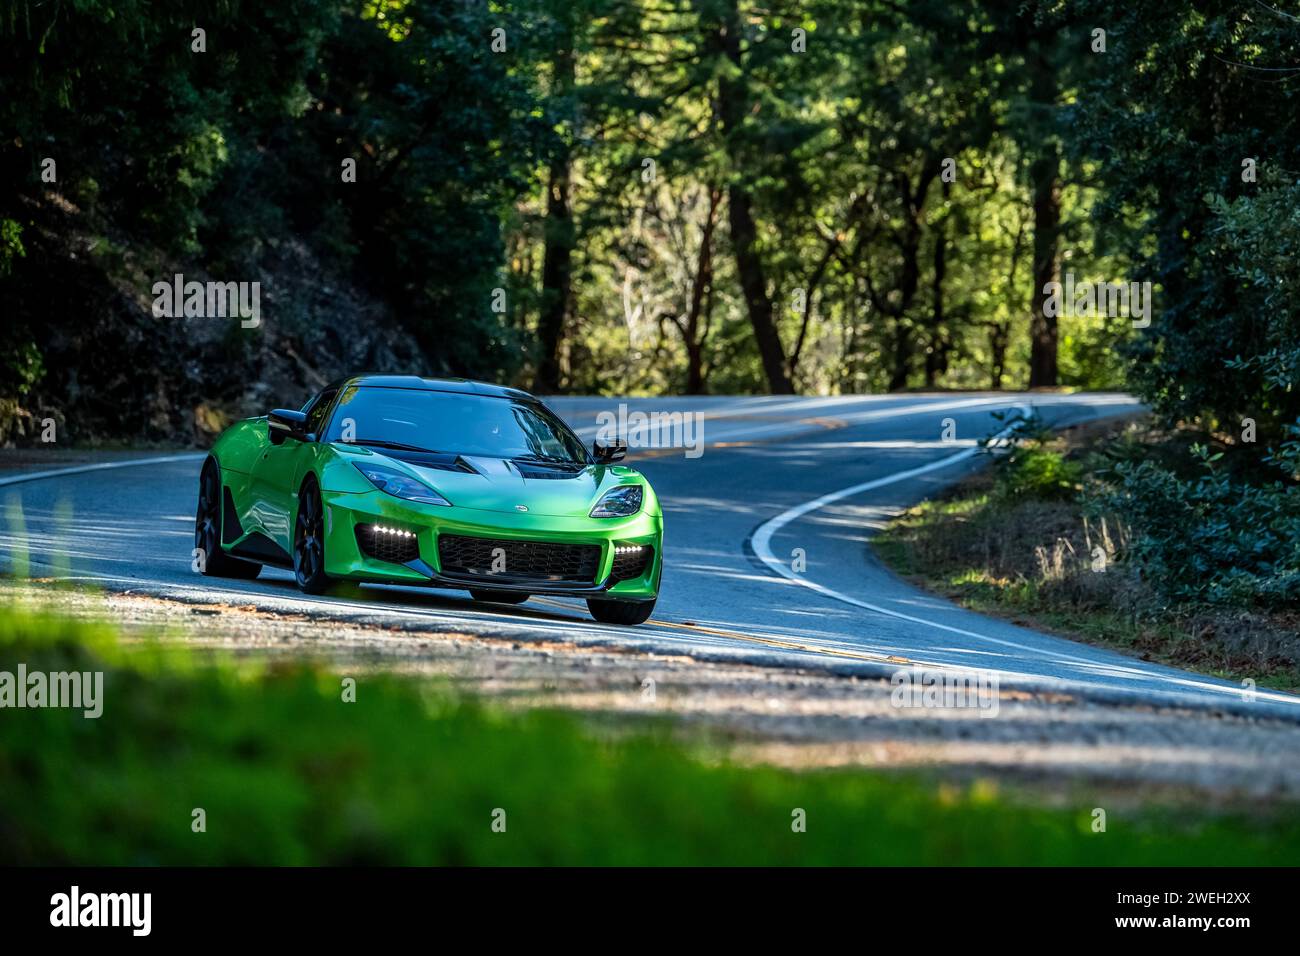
319,489,662,601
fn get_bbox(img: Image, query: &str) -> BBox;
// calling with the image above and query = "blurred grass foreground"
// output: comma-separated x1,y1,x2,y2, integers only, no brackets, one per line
1,599,1298,865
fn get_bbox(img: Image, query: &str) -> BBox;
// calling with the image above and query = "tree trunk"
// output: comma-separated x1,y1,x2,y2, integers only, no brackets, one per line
727,189,793,393
888,323,912,392
926,185,949,388
1028,147,1060,388
532,37,576,395
1027,47,1060,389
989,323,1009,390
681,188,720,395
712,5,794,394
685,340,705,395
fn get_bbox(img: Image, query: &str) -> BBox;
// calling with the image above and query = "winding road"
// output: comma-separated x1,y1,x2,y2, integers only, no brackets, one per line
3,392,1296,719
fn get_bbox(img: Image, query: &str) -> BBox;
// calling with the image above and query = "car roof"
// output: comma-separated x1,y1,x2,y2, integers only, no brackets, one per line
328,375,537,402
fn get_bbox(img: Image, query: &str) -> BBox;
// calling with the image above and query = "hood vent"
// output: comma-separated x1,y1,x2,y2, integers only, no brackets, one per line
510,460,586,480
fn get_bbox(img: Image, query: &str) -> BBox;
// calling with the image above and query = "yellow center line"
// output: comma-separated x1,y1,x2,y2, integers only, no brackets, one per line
530,597,911,666
646,617,913,665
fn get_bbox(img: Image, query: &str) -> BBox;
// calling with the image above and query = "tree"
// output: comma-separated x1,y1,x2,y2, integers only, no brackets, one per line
1070,0,1300,444
702,0,795,393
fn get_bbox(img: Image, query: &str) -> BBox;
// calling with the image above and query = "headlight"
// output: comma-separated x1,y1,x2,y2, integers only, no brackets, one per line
590,485,642,518
354,463,451,506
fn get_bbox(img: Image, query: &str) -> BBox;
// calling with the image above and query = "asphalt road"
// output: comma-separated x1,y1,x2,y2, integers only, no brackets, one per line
3,392,1296,718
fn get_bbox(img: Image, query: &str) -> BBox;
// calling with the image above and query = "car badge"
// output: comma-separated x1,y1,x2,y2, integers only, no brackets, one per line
515,504,529,512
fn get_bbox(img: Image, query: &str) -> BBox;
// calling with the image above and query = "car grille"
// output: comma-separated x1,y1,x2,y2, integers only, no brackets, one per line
610,546,653,583
356,524,420,565
437,534,601,584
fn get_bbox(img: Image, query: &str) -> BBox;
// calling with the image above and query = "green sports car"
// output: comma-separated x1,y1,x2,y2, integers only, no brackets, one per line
194,375,663,625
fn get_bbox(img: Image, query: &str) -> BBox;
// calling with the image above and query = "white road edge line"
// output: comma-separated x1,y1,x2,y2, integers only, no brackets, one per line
0,453,207,487
750,401,1029,647
748,401,1300,709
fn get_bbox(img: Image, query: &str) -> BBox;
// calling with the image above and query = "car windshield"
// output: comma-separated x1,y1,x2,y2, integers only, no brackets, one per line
322,386,588,464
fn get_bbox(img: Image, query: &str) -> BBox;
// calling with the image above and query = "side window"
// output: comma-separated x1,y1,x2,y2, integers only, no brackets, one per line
306,389,338,436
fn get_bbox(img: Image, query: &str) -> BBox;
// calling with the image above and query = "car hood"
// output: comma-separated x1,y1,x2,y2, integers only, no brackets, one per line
342,447,642,518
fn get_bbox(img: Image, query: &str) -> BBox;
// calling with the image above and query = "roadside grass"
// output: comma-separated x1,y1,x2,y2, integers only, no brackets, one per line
3,601,1300,865
873,418,1300,693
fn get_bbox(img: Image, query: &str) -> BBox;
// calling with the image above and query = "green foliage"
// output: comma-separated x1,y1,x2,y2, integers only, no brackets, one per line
996,446,1083,502
0,0,1150,406
1094,441,1300,607
295,2,546,377
0,0,544,390
0,218,43,404
0,217,23,276
1059,2,1300,604
0,0,1288,433
4,602,1299,865
1070,0,1300,435
1211,174,1300,447
984,414,1082,501
515,0,1129,394
0,339,44,400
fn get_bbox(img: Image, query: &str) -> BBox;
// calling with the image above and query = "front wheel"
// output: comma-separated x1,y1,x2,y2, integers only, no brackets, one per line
293,479,332,594
587,598,655,626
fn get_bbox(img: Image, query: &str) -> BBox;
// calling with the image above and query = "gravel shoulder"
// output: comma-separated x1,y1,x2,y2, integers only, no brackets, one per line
13,579,1300,808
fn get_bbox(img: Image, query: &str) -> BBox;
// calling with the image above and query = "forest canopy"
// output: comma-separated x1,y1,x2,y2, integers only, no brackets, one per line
1,0,1297,439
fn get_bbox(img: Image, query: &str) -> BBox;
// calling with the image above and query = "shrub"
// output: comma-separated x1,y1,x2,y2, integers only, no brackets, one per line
996,446,1083,502
983,413,1082,503
1092,442,1300,607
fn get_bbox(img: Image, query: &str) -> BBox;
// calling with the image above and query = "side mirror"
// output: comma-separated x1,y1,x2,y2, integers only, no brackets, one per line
593,441,627,464
268,408,310,445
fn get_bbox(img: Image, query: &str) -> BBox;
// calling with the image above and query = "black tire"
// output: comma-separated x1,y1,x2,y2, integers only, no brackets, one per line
470,589,530,605
194,459,262,580
587,597,656,626
293,478,332,594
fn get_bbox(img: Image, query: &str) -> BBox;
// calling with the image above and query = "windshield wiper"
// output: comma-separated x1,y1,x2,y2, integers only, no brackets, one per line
346,439,442,454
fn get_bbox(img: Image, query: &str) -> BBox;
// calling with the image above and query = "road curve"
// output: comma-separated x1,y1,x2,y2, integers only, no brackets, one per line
3,392,1295,719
